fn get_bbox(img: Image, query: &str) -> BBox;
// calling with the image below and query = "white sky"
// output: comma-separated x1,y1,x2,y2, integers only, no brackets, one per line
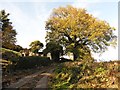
0,0,119,61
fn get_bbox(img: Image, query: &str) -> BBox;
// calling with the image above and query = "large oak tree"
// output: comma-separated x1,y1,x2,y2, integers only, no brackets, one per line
45,5,117,61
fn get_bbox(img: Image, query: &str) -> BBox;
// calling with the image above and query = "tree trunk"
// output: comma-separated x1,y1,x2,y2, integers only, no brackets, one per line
73,44,79,61
73,52,78,61
51,50,60,62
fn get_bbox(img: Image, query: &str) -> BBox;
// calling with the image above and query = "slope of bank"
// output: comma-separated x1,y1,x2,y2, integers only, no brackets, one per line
48,60,120,89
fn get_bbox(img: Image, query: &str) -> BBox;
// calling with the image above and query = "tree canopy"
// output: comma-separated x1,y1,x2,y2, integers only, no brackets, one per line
45,5,117,61
0,10,17,50
29,40,44,53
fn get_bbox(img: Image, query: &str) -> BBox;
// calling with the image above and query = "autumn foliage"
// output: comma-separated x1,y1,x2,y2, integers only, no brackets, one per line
45,5,117,60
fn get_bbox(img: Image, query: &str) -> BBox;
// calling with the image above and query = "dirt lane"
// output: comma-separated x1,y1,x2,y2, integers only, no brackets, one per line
3,65,55,89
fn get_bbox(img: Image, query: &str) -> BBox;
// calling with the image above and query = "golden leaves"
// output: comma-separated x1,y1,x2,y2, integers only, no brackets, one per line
46,5,117,54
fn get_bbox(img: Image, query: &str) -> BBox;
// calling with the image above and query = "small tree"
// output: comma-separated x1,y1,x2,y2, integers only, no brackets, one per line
29,40,43,54
43,42,63,61
0,10,17,50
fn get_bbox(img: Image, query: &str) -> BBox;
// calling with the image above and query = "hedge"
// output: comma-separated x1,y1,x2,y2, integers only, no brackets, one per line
1,48,53,71
15,56,52,69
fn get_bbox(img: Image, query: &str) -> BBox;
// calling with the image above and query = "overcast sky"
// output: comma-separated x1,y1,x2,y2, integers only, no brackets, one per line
0,0,119,61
